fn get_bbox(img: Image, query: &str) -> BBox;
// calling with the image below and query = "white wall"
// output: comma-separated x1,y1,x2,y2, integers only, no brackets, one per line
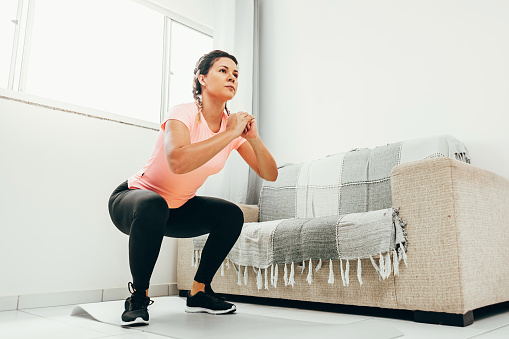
0,0,213,300
0,96,177,297
257,0,509,180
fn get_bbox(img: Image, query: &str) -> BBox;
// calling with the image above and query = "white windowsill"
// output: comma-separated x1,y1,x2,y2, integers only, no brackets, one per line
0,88,160,131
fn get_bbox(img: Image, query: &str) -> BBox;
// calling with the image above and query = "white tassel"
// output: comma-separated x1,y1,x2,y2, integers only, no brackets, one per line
237,265,242,285
385,252,391,278
244,266,248,285
289,262,295,287
328,259,334,284
226,258,230,270
379,253,386,279
306,258,313,285
345,259,350,286
393,249,399,276
401,244,408,267
284,263,288,286
300,260,306,274
340,259,346,286
270,264,274,287
264,268,268,290
370,255,381,280
315,258,322,272
274,264,278,288
221,261,225,276
357,258,363,285
256,268,262,290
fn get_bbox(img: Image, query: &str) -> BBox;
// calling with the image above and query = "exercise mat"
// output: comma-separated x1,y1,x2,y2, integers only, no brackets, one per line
71,296,403,339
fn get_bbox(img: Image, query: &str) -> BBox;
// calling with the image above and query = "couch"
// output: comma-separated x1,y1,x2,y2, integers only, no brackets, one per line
177,135,509,326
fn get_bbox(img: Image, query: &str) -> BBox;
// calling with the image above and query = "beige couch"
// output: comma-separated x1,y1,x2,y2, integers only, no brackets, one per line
177,156,509,326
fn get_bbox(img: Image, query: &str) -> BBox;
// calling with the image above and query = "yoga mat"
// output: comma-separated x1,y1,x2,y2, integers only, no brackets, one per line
71,296,403,339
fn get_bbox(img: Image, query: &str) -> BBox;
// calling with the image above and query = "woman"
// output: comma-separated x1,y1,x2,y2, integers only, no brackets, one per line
108,50,277,325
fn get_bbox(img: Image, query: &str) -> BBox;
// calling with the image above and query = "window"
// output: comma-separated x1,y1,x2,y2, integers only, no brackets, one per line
25,0,164,123
0,1,18,89
4,0,213,125
167,21,213,111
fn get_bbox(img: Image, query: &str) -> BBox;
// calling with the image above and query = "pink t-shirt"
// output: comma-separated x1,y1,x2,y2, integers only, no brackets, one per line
128,103,246,208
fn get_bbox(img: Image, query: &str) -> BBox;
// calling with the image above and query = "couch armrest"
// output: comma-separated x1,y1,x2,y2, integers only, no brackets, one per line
391,157,509,314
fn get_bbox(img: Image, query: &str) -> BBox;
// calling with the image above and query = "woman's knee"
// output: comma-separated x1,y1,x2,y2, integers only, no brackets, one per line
222,202,244,234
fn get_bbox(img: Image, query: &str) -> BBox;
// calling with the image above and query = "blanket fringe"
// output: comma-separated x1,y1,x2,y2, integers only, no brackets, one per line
192,250,201,267
212,253,406,288
264,268,269,290
300,260,306,274
385,252,391,279
370,255,381,280
237,265,242,286
284,263,288,286
345,259,350,286
256,267,262,290
274,264,278,288
289,262,295,287
340,259,345,286
379,252,386,279
393,249,399,275
306,258,313,285
340,259,350,286
400,243,408,267
357,258,363,285
315,258,322,272
328,259,334,284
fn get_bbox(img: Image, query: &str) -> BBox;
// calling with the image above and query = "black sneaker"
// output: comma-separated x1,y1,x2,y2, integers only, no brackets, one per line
121,282,154,326
185,291,236,315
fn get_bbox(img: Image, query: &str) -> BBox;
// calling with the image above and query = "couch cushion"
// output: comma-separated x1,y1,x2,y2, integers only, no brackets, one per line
258,135,469,222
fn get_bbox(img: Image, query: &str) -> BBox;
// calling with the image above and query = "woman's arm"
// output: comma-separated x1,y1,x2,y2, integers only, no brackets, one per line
164,113,251,174
237,118,278,182
237,137,278,182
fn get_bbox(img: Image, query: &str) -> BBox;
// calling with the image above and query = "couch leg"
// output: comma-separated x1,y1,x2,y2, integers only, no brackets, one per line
413,310,474,326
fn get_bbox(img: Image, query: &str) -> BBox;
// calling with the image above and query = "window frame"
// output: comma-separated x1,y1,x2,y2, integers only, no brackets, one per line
2,0,213,128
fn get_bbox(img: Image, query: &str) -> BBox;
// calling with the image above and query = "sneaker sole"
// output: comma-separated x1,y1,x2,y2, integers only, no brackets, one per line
185,305,236,315
121,317,149,326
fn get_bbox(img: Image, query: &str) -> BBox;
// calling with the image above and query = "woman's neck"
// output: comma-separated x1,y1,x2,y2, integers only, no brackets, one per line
201,93,226,129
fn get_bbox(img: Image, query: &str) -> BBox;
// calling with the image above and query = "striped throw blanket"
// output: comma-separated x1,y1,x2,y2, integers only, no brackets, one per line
193,207,407,288
192,135,469,288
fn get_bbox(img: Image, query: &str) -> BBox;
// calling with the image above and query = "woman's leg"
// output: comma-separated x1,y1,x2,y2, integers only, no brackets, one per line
165,196,244,286
108,181,169,292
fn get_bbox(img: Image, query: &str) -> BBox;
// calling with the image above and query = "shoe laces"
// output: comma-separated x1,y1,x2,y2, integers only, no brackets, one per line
128,282,154,309
205,284,226,301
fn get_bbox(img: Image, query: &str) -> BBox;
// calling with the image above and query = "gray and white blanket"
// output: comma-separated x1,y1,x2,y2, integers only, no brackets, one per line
192,135,469,289
192,208,408,288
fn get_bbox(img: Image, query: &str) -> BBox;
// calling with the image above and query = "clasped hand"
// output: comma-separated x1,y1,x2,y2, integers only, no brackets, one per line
226,112,257,139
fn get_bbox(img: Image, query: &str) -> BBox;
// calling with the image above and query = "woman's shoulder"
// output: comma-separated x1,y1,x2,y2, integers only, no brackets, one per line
164,102,198,124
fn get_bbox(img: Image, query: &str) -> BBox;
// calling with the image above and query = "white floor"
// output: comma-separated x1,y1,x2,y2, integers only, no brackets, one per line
1,296,509,339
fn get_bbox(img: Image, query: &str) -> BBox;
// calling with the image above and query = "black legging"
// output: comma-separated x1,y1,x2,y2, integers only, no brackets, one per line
108,180,244,291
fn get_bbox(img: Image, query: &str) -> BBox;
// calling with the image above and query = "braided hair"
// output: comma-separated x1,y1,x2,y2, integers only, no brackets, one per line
193,50,238,122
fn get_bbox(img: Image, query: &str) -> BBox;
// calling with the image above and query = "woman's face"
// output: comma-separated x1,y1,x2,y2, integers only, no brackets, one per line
200,57,239,101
